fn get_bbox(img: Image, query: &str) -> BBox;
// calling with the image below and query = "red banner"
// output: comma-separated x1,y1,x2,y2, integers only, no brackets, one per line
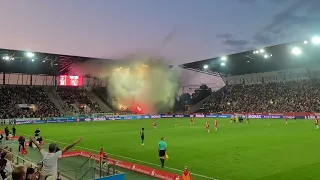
60,150,182,180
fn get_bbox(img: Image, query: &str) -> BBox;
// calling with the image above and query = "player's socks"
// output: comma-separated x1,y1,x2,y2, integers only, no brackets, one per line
215,127,218,131
160,159,164,167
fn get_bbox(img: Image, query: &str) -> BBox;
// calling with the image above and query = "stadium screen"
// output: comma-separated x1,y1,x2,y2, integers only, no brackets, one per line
59,75,84,86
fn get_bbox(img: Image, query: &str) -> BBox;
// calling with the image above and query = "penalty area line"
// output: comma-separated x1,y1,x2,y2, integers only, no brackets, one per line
19,132,218,180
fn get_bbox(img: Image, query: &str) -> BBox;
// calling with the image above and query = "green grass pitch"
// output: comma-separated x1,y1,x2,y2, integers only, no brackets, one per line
15,118,320,180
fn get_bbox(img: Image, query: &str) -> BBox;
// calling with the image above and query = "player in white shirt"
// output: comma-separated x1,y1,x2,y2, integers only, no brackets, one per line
30,136,82,179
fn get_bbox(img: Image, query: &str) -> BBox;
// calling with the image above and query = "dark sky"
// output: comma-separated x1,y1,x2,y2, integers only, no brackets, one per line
0,0,319,90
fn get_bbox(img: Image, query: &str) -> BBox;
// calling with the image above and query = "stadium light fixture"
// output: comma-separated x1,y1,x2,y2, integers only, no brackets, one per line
203,64,209,69
31,59,35,62
247,60,250,63
304,40,308,44
221,56,227,61
26,52,35,58
2,56,10,60
311,36,320,45
264,54,268,59
260,49,264,53
291,47,302,55
220,62,226,66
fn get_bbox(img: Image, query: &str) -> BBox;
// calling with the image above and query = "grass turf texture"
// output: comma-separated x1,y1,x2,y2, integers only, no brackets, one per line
14,118,320,180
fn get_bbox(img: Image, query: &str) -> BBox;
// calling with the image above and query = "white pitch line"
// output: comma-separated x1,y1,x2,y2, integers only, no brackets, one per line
19,132,218,180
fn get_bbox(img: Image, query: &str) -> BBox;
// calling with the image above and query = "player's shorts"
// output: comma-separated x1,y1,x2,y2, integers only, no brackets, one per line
141,136,144,140
159,150,166,157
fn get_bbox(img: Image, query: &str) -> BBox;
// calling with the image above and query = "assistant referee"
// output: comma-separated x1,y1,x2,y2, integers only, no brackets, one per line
158,137,167,168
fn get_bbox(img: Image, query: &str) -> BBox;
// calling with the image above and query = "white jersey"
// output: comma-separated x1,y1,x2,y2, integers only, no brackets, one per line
40,149,62,179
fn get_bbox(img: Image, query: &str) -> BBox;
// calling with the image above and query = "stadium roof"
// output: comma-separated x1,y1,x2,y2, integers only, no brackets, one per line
179,36,320,77
0,48,112,76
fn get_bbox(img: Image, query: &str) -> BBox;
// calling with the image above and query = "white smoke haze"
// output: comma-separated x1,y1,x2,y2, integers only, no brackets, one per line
71,55,180,114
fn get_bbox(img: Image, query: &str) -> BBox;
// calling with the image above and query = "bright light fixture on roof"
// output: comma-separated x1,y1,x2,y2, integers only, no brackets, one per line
304,40,308,44
311,36,320,44
203,64,208,69
264,54,268,58
2,56,10,60
221,56,227,61
31,59,35,62
291,47,302,55
26,52,35,58
260,49,264,53
220,62,226,66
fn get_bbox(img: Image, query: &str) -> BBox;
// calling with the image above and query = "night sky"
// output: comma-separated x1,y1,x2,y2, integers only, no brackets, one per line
0,0,319,91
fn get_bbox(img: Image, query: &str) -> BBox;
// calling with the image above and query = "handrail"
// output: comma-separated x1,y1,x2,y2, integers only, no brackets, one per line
78,167,93,180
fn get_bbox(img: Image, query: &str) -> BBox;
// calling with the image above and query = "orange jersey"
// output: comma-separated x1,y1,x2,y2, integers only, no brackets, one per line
205,122,209,128
100,151,107,158
190,118,194,122
316,119,319,125
214,120,218,127
285,117,288,121
153,122,156,126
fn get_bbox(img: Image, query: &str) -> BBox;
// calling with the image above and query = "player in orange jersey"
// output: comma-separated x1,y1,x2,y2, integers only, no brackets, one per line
153,120,157,129
190,117,195,125
285,116,288,124
315,118,319,129
205,121,210,132
214,120,218,131
99,148,108,166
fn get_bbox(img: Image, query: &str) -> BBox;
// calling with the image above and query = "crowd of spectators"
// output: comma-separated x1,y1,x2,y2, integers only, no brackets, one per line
205,79,320,113
0,136,81,180
0,146,42,180
0,86,60,119
57,87,102,114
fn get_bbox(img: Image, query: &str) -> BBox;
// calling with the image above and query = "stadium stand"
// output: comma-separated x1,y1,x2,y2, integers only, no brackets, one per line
202,79,320,113
57,87,103,114
0,86,60,119
180,39,320,113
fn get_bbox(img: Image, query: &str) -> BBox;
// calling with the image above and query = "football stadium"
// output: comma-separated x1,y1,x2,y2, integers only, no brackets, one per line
1,36,320,180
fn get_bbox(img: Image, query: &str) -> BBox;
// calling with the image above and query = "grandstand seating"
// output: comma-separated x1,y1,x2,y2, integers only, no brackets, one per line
57,87,103,114
0,86,111,118
202,79,320,113
0,86,60,119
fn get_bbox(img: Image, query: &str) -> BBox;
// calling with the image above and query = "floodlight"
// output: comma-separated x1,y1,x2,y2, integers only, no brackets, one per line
264,54,268,58
260,49,264,53
26,52,35,58
31,59,35,62
221,56,227,61
2,56,10,60
304,40,308,44
291,47,302,55
220,62,226,66
247,60,250,63
203,65,208,69
311,36,320,44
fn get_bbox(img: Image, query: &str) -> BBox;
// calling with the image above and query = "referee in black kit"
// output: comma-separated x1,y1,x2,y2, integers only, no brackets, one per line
158,137,167,168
